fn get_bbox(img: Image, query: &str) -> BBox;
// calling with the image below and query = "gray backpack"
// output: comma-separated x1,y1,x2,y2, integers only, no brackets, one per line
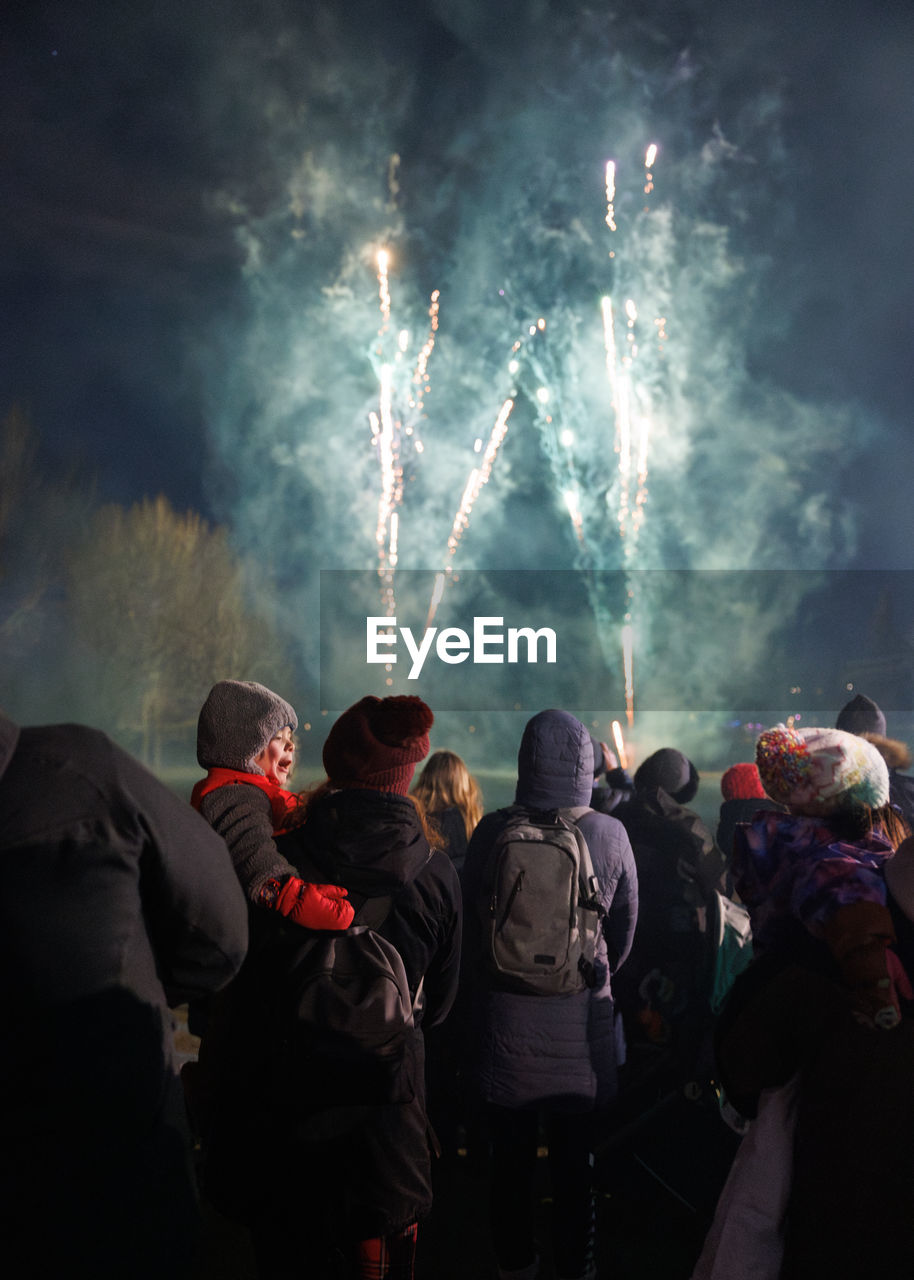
478,805,606,995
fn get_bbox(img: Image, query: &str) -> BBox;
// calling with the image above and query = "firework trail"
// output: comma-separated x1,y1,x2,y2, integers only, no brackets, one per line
367,148,667,721
367,247,522,632
369,251,443,615
442,397,515,564
601,147,666,722
422,393,516,628
474,146,669,727
611,719,628,769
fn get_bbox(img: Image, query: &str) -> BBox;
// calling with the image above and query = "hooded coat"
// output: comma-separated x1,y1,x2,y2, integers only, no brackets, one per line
461,710,638,1112
203,787,461,1246
611,776,729,1064
0,712,248,1279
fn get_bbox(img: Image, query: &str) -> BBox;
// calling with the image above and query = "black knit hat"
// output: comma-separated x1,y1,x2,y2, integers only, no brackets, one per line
323,695,433,794
836,694,886,738
196,680,298,774
634,747,699,805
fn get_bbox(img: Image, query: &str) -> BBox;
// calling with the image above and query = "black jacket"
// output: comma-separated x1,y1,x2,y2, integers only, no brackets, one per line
205,788,461,1241
0,714,248,1278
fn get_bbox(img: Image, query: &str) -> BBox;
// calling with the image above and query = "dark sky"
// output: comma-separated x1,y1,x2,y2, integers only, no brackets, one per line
3,0,914,737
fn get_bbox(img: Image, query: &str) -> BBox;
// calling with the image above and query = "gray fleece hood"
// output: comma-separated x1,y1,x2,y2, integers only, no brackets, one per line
515,709,594,811
196,680,297,774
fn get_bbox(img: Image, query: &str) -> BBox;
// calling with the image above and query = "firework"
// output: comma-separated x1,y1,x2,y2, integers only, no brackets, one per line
443,398,515,561
622,621,634,727
376,249,391,331
644,143,658,200
604,160,617,234
611,719,628,770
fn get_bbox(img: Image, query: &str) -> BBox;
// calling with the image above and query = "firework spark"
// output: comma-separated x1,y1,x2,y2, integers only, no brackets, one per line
621,621,634,727
376,248,391,331
611,719,628,770
444,398,515,562
604,160,617,234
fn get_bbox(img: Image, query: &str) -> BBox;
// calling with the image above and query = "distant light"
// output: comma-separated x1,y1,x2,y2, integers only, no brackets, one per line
560,429,575,447
536,387,550,404
473,438,483,452
508,359,519,374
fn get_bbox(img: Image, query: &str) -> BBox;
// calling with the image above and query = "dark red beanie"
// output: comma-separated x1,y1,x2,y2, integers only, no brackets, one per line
322,695,434,794
721,762,767,801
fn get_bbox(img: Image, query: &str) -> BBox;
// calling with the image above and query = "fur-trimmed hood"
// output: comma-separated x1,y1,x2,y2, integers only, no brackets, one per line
863,732,912,773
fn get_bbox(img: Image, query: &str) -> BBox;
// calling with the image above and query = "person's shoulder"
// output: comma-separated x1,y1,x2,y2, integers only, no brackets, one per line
199,778,273,820
578,806,633,855
20,721,112,755
424,844,461,892
468,807,513,841
579,805,627,833
16,722,142,788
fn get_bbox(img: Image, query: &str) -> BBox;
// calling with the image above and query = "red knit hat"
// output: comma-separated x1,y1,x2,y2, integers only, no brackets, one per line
720,762,767,801
322,695,434,794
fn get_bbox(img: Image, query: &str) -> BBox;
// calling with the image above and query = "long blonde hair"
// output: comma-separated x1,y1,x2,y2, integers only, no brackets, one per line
411,749,483,842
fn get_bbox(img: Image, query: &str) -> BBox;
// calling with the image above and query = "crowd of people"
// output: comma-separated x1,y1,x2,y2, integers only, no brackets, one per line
3,685,914,1279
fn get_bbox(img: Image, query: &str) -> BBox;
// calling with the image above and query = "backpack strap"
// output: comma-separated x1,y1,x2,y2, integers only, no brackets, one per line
560,804,594,824
509,803,604,909
558,805,605,916
506,803,593,824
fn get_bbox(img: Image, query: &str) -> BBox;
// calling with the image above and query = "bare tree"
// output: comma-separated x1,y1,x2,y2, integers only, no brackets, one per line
0,406,48,636
66,495,289,765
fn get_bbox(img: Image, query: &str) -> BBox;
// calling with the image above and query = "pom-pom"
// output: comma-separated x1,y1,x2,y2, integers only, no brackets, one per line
721,762,767,801
756,723,889,816
371,695,434,747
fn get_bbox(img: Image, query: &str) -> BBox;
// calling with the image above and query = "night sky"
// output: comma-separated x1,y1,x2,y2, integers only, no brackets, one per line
3,0,914,760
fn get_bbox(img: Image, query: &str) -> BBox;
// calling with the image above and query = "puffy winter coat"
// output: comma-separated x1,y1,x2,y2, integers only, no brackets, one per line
462,710,638,1111
203,787,461,1240
0,713,248,1278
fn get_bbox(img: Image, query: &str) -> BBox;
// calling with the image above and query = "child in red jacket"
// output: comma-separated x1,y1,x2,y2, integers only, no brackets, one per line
192,679,353,931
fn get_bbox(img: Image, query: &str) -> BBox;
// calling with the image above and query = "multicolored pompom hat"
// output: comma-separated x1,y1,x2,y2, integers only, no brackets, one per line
755,724,889,816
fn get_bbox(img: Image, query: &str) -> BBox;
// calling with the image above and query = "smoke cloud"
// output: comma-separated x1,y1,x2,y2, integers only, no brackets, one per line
5,0,912,774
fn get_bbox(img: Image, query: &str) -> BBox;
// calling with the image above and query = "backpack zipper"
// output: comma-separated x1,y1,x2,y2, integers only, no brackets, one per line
495,869,525,932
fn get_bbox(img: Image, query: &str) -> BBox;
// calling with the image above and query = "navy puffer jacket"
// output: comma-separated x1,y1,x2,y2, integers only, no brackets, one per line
462,710,638,1111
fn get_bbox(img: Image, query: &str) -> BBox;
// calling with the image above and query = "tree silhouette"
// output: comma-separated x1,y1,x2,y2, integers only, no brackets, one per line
66,494,289,765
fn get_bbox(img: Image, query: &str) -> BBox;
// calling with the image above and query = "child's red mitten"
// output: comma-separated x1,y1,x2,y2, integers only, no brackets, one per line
267,877,354,929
